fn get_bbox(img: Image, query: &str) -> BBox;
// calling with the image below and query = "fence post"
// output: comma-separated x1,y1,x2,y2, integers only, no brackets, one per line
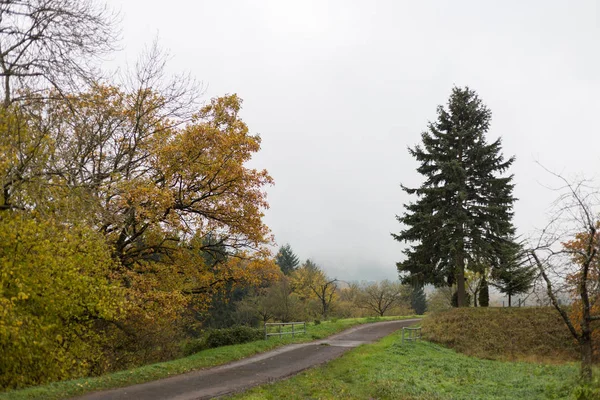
401,327,405,344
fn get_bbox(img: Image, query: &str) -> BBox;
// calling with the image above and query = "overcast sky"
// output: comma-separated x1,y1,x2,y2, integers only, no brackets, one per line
105,0,600,281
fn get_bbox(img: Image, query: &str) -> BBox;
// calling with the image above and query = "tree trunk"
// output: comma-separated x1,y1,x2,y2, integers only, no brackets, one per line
580,335,593,382
508,294,512,307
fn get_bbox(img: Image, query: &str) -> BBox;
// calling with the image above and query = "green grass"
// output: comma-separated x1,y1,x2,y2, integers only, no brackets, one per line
230,331,600,400
0,315,418,400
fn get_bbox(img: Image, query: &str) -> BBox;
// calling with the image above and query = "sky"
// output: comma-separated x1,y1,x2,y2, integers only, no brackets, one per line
104,0,600,282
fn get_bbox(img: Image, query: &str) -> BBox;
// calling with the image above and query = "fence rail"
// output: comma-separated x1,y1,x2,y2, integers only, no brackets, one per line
401,327,421,344
264,322,306,340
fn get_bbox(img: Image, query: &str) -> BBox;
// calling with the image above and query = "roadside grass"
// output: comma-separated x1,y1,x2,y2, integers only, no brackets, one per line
422,307,579,363
230,331,600,400
0,315,418,400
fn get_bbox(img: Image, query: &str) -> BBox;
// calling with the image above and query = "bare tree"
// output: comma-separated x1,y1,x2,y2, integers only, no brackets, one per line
529,169,600,382
356,280,409,316
310,276,338,320
0,0,119,106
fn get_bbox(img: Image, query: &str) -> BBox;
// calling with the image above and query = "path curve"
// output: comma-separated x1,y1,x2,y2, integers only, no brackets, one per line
73,319,420,400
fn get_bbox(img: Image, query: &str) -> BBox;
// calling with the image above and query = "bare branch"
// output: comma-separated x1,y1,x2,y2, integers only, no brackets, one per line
0,0,120,105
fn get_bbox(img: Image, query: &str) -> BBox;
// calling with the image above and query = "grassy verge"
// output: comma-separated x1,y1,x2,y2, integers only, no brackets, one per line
0,315,418,400
230,331,600,400
422,307,579,363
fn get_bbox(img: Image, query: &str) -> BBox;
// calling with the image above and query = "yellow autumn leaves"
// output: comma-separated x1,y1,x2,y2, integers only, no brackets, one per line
0,87,277,388
0,213,124,388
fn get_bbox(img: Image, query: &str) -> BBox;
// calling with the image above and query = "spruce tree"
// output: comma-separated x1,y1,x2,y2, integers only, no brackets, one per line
491,242,536,306
393,87,517,307
478,276,490,307
275,243,300,275
410,285,427,315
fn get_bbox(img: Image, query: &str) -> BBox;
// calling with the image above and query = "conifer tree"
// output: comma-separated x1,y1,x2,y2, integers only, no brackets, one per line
393,87,517,307
478,276,490,307
410,285,427,315
275,243,300,275
491,242,537,307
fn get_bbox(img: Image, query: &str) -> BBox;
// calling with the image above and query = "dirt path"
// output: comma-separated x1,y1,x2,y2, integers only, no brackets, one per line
73,319,420,400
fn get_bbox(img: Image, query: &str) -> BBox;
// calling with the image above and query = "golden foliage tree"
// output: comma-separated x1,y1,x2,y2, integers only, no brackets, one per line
292,261,338,319
0,85,277,387
0,212,124,388
0,2,277,386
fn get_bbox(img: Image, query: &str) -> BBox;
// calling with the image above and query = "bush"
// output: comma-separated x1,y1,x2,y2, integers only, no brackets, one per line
204,326,263,349
181,338,208,356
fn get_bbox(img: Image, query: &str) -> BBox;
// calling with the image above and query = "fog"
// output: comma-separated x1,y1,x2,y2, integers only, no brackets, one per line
106,0,600,281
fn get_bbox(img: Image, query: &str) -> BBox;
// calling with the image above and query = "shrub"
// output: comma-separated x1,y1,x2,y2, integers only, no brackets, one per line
180,338,208,356
204,326,263,349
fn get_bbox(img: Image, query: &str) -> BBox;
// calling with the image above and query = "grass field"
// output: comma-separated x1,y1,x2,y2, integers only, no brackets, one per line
0,316,417,400
230,330,600,400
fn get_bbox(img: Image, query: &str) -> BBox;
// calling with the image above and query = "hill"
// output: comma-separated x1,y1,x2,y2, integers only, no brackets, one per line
422,307,580,363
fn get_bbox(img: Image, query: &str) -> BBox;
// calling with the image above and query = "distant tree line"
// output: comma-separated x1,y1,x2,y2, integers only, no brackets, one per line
231,243,425,326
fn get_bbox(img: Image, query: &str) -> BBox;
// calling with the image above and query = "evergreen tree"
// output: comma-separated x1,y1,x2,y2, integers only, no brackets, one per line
451,290,472,307
275,243,300,275
478,276,489,307
393,87,517,307
491,242,536,306
303,258,319,273
410,285,427,315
